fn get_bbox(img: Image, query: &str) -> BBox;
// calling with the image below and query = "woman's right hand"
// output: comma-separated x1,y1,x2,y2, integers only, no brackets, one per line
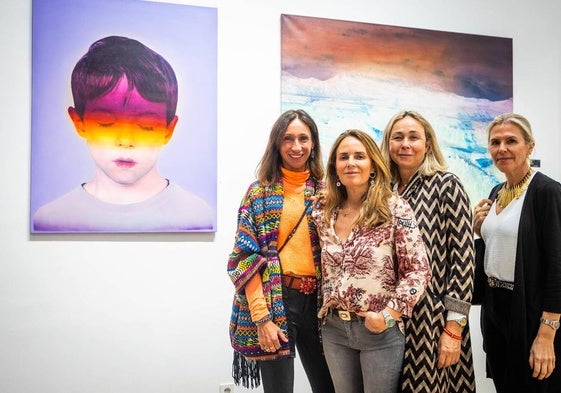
257,320,288,353
311,192,325,209
473,199,492,237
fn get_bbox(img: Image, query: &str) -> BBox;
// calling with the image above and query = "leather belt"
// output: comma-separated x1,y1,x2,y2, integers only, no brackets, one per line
487,276,514,291
282,274,317,295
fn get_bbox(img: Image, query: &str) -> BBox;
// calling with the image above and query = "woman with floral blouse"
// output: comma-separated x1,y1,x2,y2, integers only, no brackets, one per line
312,129,431,393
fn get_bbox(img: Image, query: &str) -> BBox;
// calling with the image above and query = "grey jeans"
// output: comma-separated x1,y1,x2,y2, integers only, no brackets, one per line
321,313,404,393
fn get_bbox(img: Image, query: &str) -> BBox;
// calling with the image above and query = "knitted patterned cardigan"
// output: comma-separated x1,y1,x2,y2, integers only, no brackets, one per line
227,176,323,384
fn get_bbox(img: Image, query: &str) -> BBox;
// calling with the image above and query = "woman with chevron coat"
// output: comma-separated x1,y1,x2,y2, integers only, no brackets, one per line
381,110,476,392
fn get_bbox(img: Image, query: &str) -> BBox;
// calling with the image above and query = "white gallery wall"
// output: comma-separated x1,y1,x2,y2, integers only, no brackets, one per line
1,0,560,392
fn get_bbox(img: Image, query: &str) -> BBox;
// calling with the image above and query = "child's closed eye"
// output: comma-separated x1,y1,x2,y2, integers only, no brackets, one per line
90,110,117,127
137,124,154,131
98,121,115,127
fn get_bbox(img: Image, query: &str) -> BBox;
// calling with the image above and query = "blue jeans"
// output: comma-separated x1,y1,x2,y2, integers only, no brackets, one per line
322,313,404,393
259,287,334,393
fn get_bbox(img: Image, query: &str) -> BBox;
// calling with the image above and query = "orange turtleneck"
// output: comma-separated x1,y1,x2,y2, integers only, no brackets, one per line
277,167,315,276
245,168,316,323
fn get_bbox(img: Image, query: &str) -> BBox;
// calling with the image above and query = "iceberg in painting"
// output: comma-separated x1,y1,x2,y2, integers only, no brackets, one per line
281,15,513,204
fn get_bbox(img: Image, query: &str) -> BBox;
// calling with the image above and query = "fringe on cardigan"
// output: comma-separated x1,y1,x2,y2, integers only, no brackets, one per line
232,351,261,389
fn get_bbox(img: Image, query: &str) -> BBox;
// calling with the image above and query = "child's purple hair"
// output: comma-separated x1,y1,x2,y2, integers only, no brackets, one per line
71,36,178,124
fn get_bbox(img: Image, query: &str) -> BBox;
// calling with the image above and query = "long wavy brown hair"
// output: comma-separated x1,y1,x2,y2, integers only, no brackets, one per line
323,129,393,228
256,109,324,186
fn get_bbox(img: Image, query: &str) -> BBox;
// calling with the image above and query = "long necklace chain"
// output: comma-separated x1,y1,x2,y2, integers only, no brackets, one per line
497,168,533,208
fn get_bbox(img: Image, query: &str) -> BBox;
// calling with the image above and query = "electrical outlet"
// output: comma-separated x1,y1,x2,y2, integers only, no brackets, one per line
219,383,235,393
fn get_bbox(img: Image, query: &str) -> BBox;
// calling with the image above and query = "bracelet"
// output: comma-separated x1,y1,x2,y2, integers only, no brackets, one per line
443,327,462,340
253,315,272,325
540,317,560,330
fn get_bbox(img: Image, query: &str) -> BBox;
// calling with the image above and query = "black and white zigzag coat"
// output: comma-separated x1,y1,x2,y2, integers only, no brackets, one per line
398,171,476,393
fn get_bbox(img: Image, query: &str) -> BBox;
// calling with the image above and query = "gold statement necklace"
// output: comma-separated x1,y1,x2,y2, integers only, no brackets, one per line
497,168,533,208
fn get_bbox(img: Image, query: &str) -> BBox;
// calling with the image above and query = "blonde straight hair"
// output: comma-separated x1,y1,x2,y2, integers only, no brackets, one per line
486,113,535,166
381,110,447,186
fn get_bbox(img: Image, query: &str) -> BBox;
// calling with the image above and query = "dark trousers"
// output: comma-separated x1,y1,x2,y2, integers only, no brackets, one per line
259,287,334,393
482,286,513,393
483,284,561,393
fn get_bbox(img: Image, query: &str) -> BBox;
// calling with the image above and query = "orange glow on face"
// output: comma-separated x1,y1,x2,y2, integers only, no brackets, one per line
72,76,175,148
82,112,170,147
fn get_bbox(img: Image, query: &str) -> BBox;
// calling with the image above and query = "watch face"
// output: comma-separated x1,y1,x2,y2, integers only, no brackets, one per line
458,317,467,327
541,317,560,329
382,309,396,327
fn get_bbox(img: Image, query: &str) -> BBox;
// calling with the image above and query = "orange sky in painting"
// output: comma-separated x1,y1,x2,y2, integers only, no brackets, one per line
281,15,512,100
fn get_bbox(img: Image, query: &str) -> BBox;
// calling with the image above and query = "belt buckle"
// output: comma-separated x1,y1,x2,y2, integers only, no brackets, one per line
487,276,514,290
299,277,316,295
338,310,351,321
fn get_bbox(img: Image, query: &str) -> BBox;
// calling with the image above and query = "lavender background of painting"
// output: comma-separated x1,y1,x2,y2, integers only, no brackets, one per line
30,0,217,232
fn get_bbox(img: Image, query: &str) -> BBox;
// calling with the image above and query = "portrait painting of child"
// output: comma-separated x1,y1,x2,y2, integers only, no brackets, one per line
30,0,217,233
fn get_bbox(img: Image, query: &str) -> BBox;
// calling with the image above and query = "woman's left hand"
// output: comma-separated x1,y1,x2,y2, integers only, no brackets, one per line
529,326,556,380
357,311,386,333
437,327,461,368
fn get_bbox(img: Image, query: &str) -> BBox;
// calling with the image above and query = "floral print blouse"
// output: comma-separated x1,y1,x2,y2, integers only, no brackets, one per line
312,195,431,319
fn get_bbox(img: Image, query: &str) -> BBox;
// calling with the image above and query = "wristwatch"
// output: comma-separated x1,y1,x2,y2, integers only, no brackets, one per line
453,316,468,327
381,309,396,328
540,317,560,330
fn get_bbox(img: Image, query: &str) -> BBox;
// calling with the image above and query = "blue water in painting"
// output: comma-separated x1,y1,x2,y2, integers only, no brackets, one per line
281,72,511,205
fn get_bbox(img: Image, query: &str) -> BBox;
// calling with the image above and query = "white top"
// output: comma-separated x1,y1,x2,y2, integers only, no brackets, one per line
32,182,214,233
481,173,535,281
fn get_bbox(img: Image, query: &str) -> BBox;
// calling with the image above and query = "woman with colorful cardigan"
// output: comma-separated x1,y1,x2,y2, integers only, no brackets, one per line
227,109,334,393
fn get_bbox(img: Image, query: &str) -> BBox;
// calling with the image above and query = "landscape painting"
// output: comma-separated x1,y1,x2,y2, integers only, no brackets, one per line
281,14,513,205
